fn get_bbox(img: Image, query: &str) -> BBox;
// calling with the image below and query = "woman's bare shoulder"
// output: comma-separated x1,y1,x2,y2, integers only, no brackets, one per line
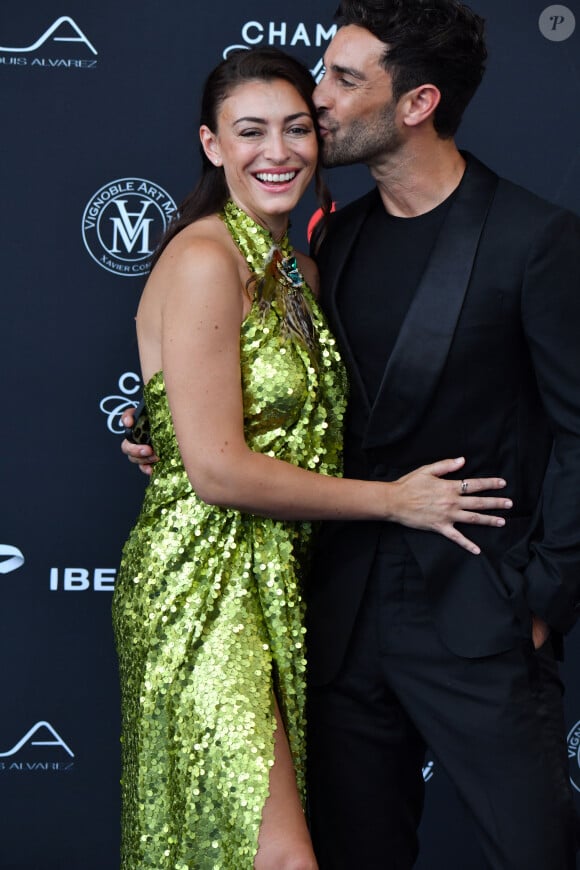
161,215,231,262
150,215,238,284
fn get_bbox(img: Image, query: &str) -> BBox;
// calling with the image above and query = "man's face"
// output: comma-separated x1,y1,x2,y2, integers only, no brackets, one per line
314,25,403,168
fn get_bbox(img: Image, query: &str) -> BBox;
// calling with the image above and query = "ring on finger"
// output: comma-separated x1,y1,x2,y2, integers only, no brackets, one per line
461,480,469,494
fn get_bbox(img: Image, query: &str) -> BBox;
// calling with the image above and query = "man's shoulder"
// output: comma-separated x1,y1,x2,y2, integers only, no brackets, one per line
495,174,569,217
467,152,578,225
492,176,580,250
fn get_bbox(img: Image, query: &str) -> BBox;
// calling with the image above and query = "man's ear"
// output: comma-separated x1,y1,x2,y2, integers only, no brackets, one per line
400,84,441,128
200,125,223,166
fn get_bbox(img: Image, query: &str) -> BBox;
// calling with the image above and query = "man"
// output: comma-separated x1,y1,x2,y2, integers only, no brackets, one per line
304,2,580,868
124,2,580,866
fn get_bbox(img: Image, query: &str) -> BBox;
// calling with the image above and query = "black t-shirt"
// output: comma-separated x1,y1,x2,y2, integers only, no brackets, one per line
338,191,456,404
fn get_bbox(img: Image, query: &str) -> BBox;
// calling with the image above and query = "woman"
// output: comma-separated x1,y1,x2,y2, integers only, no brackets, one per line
114,47,510,869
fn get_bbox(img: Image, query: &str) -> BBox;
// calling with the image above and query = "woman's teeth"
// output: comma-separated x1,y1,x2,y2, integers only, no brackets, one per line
255,171,297,183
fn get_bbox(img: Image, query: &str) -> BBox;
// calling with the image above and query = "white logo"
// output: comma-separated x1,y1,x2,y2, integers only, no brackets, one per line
422,759,435,782
567,718,580,792
50,567,116,592
0,721,75,772
539,5,576,41
0,16,98,69
0,544,24,575
223,20,337,83
0,721,74,758
82,178,177,276
0,16,97,54
100,371,142,434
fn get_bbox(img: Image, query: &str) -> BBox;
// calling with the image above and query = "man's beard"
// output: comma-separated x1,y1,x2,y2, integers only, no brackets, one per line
321,102,402,168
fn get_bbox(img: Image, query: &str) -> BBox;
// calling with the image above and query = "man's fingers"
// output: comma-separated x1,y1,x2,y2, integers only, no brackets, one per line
531,614,550,649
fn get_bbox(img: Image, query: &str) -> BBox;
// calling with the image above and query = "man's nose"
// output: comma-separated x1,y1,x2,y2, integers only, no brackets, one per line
313,76,330,111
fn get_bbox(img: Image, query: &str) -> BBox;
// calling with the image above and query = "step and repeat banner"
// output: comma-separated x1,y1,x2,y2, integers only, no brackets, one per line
1,2,579,867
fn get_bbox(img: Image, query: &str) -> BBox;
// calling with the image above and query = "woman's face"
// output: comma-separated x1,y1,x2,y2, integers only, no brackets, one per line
201,78,318,232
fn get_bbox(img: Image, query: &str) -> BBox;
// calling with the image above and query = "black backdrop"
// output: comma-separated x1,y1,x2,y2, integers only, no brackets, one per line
1,2,579,867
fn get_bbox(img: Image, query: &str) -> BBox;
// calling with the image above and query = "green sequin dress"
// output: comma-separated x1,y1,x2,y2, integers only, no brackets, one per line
112,201,347,870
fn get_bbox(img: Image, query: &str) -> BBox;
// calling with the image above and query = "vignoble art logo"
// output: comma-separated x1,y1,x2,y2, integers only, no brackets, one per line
0,721,74,773
82,178,177,277
0,16,97,69
0,545,24,575
567,718,580,792
223,20,337,82
99,371,142,435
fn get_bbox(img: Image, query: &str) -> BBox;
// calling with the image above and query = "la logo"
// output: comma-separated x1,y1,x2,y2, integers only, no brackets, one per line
0,721,75,758
0,16,97,55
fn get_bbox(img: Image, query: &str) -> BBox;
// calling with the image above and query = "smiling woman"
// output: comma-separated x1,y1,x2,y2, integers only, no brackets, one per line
113,45,512,870
112,48,338,870
146,47,332,275
199,78,318,238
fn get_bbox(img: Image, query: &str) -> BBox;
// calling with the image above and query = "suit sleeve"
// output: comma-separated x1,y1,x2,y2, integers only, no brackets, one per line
520,208,580,633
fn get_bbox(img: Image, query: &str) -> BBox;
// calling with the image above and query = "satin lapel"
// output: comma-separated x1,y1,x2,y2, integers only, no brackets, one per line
319,190,379,414
363,156,499,450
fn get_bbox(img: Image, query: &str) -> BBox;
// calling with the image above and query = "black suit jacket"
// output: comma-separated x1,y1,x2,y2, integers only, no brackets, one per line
307,154,580,683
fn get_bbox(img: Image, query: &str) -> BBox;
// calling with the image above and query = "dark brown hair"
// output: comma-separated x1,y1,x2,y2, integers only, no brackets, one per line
335,0,487,137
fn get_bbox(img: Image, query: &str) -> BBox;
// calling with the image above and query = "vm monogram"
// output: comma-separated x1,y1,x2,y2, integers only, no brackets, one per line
82,177,177,277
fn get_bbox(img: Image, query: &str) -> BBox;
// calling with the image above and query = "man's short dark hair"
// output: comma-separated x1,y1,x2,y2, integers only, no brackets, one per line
335,0,487,137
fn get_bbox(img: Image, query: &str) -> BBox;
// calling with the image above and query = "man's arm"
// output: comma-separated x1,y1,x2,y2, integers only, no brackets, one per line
519,208,580,634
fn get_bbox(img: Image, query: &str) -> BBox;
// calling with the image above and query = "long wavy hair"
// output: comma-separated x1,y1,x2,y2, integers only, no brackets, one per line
151,47,331,268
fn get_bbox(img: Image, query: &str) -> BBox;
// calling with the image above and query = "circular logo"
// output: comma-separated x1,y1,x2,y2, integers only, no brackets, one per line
567,719,580,792
539,5,576,41
82,178,177,277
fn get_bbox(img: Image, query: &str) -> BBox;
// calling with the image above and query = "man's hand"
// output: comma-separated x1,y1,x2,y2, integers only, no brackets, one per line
531,614,550,649
121,409,158,476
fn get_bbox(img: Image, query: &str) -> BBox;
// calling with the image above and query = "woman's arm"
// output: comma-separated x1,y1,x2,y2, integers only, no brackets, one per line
147,235,511,555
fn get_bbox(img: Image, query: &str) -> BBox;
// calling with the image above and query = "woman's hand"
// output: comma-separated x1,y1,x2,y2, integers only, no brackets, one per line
120,408,159,476
390,456,512,554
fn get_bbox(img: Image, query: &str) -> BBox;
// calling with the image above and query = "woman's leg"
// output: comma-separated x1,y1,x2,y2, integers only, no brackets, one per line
255,697,318,870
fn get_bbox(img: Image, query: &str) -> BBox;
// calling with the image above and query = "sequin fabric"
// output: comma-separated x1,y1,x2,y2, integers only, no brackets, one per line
112,201,347,869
